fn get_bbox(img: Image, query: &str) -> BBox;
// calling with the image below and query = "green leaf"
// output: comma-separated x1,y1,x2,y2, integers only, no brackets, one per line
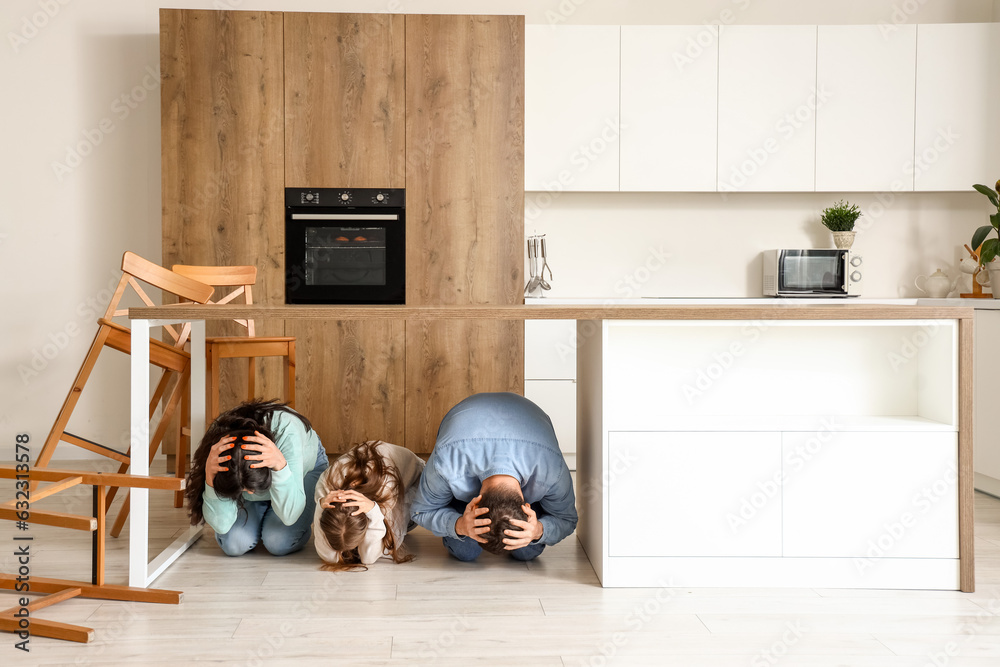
971,225,994,251
981,238,1000,265
974,184,1000,207
993,213,1000,230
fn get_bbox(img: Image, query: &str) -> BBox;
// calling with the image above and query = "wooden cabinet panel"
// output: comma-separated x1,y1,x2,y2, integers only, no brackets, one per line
160,8,286,406
286,319,405,453
284,12,405,188
405,14,524,307
403,15,524,452
405,320,523,453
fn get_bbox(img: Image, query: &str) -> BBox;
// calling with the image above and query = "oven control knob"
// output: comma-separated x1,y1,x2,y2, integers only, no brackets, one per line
850,256,862,267
851,271,862,282
304,193,315,201
376,193,385,202
340,193,350,202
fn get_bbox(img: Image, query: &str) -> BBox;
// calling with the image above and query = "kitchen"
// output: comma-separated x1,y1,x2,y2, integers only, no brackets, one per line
4,0,1000,663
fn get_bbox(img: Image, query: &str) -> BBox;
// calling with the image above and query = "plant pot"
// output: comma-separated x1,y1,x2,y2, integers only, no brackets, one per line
986,261,1000,299
831,231,856,250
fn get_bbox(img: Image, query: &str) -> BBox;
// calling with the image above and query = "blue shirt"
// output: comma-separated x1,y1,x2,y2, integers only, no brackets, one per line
410,392,578,546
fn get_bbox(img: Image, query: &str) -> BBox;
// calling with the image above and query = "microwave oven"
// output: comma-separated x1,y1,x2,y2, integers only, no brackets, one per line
762,249,862,297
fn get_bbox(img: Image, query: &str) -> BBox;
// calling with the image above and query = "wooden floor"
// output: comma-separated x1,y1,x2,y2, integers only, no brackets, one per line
4,460,1000,666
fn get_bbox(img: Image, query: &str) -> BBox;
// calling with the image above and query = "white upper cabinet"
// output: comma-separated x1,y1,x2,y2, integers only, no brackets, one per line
718,25,818,192
815,25,916,192
914,23,1000,191
620,26,719,192
525,25,621,192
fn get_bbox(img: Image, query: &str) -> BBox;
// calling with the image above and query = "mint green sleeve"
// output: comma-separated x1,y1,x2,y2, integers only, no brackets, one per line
202,484,238,534
267,412,309,526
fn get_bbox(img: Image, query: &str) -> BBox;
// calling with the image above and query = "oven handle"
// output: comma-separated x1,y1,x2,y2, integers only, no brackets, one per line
291,213,400,221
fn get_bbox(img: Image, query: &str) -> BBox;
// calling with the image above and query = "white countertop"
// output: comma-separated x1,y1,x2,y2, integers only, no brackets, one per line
525,297,1000,308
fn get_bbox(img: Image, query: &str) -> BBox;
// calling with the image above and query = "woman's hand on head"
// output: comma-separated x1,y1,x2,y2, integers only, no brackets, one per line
241,431,287,471
322,489,375,515
205,436,237,488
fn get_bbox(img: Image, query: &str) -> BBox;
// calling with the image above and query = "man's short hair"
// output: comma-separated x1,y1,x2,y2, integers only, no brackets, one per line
480,487,528,555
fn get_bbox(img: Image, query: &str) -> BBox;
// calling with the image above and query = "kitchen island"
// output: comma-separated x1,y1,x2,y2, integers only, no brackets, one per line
129,302,975,591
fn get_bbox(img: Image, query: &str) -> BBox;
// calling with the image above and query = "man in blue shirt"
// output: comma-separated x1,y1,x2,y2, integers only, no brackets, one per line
411,392,578,561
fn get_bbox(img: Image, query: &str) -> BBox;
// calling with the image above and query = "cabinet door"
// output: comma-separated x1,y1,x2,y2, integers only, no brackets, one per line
285,320,406,454
620,26,718,191
782,431,958,558
525,320,576,380
914,24,1000,191
975,312,1000,483
608,432,782,557
404,15,525,453
525,380,576,455
718,26,817,192
525,25,620,192
815,25,916,192
160,8,286,405
284,13,405,188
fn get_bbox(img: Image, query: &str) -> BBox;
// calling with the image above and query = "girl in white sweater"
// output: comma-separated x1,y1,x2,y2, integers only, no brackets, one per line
313,441,424,571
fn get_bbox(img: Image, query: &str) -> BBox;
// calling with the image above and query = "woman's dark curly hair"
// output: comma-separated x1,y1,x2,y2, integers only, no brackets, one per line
186,399,312,525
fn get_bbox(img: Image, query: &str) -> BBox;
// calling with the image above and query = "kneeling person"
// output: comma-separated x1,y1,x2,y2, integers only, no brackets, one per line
411,392,578,561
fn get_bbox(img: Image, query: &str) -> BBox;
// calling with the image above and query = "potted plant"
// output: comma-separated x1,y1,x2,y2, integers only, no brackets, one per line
821,200,863,250
972,181,1000,298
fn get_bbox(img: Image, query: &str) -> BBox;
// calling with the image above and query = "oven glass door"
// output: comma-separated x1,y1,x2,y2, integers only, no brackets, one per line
286,212,405,304
778,250,847,294
305,226,387,286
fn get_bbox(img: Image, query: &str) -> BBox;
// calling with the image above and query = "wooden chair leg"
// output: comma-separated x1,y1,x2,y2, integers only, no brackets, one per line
248,356,257,401
175,371,191,508
0,588,92,643
34,326,112,474
286,340,296,409
207,343,220,422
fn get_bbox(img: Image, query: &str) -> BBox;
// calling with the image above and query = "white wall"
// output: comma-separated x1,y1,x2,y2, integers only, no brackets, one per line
1,0,994,461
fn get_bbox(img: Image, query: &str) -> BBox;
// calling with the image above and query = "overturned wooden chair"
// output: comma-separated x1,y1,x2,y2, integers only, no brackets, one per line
0,466,185,643
32,252,214,528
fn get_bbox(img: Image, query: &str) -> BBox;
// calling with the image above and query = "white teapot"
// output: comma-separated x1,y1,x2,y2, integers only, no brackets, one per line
914,268,955,298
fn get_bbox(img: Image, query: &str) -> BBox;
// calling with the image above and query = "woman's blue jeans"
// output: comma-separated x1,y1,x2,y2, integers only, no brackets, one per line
215,444,329,556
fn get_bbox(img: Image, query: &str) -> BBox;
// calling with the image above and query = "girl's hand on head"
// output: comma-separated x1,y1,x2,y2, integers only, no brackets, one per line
205,436,237,488
326,489,375,515
241,431,287,471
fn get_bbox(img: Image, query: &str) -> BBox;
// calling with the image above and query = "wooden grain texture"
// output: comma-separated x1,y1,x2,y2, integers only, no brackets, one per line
404,14,524,306
160,8,287,411
130,303,979,322
284,12,405,187
283,320,406,453
405,319,523,453
403,15,525,449
959,318,975,592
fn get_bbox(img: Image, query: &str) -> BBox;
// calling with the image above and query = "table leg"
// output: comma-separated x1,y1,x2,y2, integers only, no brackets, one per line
128,318,150,588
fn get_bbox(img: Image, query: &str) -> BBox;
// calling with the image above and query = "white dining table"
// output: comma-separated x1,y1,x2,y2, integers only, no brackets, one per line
127,315,207,588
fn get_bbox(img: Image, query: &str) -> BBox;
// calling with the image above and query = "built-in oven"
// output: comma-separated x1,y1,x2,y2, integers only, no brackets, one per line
285,188,405,304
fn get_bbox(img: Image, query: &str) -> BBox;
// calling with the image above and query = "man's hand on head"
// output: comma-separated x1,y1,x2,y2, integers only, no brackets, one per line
455,494,491,543
503,503,543,550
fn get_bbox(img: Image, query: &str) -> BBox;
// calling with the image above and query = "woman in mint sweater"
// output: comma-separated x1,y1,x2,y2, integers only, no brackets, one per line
186,399,329,556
